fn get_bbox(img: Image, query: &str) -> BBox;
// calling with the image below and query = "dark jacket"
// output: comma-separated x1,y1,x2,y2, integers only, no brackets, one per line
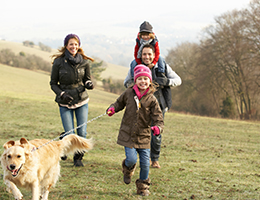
50,56,91,105
109,87,164,149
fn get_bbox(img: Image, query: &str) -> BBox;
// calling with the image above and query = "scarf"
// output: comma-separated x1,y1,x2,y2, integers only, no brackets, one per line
133,84,150,100
137,38,153,58
65,49,83,65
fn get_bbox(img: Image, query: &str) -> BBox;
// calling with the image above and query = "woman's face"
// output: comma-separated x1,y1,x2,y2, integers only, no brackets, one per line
66,38,79,56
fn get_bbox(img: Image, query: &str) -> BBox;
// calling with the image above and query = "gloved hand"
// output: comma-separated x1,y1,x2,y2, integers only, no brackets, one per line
107,107,115,117
151,126,160,136
85,81,94,90
61,92,73,104
155,77,170,86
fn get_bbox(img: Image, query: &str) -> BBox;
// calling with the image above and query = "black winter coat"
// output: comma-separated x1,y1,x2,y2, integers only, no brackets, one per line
50,56,91,105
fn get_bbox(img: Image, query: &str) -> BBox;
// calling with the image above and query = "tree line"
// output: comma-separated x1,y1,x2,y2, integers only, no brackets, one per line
0,48,105,84
166,0,260,120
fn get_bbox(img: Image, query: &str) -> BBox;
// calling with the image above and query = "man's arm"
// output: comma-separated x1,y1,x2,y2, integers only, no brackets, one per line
154,63,182,87
166,64,182,87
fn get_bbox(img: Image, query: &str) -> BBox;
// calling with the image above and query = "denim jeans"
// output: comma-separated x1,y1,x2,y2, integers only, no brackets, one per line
150,110,165,161
124,147,150,180
59,103,88,138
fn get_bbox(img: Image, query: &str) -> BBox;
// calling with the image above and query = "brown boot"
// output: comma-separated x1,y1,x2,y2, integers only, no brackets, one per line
122,159,136,184
151,161,161,168
135,178,151,196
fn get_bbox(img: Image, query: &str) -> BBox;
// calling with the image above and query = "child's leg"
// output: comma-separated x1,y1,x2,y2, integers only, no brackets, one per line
125,147,138,167
122,147,137,184
130,59,138,77
137,148,150,180
157,56,165,73
135,148,151,196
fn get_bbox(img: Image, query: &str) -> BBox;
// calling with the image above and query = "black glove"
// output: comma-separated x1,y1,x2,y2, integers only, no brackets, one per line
155,77,170,86
85,81,94,90
61,92,73,104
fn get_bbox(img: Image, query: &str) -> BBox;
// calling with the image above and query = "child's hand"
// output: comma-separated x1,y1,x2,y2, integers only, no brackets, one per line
151,126,160,136
107,107,115,117
147,63,154,69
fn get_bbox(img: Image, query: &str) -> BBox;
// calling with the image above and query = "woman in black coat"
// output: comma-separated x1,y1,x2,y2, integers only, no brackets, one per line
50,34,94,167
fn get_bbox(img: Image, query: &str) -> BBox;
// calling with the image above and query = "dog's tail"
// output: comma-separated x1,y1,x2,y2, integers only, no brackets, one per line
60,134,93,156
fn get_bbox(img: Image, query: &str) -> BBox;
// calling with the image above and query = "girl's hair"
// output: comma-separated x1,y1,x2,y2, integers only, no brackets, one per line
51,36,94,63
139,32,155,40
149,82,157,93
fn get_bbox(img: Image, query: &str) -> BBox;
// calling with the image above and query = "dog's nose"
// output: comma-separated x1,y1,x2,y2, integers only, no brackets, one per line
9,164,16,170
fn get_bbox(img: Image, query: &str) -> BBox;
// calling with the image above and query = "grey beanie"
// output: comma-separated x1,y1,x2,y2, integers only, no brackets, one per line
139,21,153,33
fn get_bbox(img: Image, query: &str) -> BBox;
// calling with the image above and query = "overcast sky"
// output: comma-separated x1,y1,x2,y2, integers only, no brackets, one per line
1,0,252,45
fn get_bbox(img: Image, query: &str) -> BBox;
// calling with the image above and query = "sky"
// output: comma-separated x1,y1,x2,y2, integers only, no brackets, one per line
1,0,252,48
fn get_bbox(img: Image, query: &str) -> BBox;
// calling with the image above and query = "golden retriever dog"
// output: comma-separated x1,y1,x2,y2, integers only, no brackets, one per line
1,134,93,200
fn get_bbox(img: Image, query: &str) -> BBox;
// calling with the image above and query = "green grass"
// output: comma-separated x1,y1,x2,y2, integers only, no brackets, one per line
0,64,260,199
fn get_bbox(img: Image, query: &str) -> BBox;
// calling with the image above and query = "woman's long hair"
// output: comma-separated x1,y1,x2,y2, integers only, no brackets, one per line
51,36,94,63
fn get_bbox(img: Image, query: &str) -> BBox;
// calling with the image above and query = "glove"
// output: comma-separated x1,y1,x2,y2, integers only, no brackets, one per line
107,107,115,117
61,92,73,104
151,126,160,136
155,77,170,86
85,81,94,90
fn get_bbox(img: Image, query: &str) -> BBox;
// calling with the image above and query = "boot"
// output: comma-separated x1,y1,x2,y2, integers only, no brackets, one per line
122,159,136,184
73,152,84,167
135,178,151,196
151,161,161,169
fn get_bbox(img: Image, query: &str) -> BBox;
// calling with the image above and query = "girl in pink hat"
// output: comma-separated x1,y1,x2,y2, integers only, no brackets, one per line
106,64,164,196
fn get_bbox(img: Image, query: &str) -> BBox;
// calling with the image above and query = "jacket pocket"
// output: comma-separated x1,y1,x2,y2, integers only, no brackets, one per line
136,128,150,145
118,125,131,142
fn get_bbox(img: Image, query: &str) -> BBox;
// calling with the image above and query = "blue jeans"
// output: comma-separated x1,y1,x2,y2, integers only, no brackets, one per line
59,103,88,138
150,110,165,161
124,147,150,180
130,56,165,77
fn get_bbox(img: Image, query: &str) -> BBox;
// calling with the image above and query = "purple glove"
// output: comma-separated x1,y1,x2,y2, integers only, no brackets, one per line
107,107,115,117
151,126,160,136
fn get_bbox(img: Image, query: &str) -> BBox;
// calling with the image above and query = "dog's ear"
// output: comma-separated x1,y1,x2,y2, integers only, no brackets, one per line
3,141,15,149
20,138,29,145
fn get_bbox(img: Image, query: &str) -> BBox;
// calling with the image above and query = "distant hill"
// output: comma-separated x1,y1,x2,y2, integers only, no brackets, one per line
0,40,128,80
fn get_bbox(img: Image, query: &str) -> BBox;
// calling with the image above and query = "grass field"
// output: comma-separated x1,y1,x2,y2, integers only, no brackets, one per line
0,64,260,199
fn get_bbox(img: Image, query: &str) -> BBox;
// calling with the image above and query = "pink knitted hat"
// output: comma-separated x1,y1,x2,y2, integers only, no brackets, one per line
134,64,152,82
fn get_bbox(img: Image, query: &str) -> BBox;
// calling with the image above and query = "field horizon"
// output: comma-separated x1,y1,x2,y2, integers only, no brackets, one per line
0,40,129,81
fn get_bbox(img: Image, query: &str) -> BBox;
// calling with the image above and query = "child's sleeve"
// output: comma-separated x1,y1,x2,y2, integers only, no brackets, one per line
152,42,160,65
134,43,142,64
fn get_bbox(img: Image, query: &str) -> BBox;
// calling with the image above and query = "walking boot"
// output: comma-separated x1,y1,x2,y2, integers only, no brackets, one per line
151,161,161,168
135,178,151,196
73,152,84,167
122,159,136,184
